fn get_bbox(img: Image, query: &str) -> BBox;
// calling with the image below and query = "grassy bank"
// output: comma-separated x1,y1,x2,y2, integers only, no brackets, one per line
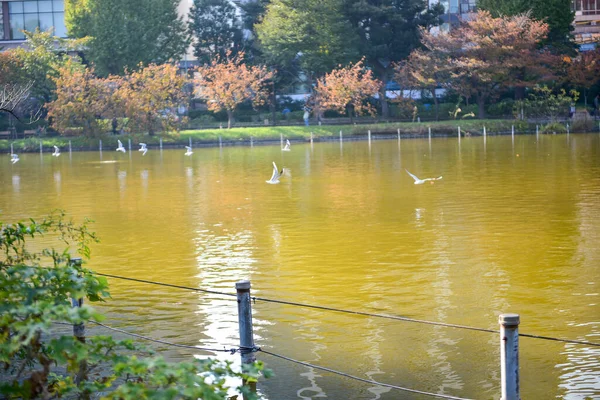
1,119,532,153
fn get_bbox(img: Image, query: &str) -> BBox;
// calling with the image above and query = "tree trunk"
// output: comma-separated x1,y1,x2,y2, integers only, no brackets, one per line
347,104,354,124
379,69,389,118
227,109,234,129
433,91,439,121
477,94,486,119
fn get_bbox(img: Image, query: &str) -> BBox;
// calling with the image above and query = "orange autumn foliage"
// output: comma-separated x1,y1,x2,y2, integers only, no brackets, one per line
194,52,272,128
315,59,381,117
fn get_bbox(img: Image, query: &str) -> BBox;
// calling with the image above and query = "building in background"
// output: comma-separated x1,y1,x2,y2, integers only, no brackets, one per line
0,0,65,49
572,0,600,49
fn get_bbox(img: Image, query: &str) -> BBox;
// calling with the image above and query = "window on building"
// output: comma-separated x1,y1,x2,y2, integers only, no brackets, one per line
0,7,4,40
575,0,600,15
8,0,66,40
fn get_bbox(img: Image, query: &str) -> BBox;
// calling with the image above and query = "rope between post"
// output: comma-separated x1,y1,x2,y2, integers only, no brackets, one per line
259,348,474,400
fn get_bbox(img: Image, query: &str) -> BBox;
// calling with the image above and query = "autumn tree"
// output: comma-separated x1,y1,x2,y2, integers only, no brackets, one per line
195,52,273,128
477,0,574,52
47,59,116,136
0,53,33,121
416,11,549,118
115,63,188,135
188,0,243,65
562,49,600,106
315,59,381,122
343,0,443,117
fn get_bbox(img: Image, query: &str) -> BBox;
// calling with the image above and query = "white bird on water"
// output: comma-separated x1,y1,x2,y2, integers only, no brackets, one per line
116,140,126,153
184,146,193,156
139,143,148,156
405,169,442,185
282,139,291,152
52,146,60,157
11,153,19,164
266,161,290,184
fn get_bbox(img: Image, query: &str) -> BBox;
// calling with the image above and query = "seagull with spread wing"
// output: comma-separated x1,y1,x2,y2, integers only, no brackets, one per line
116,140,126,153
139,143,148,156
405,169,442,185
266,161,290,184
52,146,60,157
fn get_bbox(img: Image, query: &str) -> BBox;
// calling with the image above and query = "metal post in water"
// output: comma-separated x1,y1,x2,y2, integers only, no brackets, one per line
236,280,257,393
128,139,131,152
397,128,401,142
310,132,313,143
280,133,283,148
219,135,222,147
69,140,72,154
10,143,14,155
339,130,343,142
40,141,43,154
536,125,539,137
160,138,163,150
99,140,102,152
499,314,520,400
567,123,570,135
250,136,253,147
189,137,192,148
458,126,461,143
368,130,371,143
511,125,515,137
428,127,431,140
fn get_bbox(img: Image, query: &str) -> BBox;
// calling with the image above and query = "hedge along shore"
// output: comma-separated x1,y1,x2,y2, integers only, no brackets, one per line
0,119,538,153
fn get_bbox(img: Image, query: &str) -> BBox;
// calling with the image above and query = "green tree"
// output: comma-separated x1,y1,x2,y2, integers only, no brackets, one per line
477,0,574,52
189,0,243,65
342,0,443,117
10,29,86,103
0,211,270,399
255,0,360,82
67,0,189,76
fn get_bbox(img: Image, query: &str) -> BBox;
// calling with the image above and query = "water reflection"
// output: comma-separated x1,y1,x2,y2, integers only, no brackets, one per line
0,135,598,399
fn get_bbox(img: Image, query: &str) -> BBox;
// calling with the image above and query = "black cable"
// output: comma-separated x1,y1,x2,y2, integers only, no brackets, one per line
90,272,600,347
259,348,473,400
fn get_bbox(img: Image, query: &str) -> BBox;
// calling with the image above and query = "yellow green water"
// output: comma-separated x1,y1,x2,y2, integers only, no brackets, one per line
1,133,599,399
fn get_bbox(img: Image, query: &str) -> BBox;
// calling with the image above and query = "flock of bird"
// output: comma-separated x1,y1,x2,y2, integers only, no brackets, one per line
7,138,442,185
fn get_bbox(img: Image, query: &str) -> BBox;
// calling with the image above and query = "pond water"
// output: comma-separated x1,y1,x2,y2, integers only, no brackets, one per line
1,133,599,399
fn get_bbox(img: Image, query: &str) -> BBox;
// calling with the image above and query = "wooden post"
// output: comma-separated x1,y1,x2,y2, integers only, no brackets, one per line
236,280,256,394
499,314,520,400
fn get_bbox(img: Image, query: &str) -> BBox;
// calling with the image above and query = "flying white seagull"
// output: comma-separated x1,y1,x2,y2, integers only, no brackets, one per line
184,146,193,156
116,140,126,153
11,153,19,164
405,169,442,185
266,161,290,184
139,143,148,156
282,139,291,152
52,146,60,157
